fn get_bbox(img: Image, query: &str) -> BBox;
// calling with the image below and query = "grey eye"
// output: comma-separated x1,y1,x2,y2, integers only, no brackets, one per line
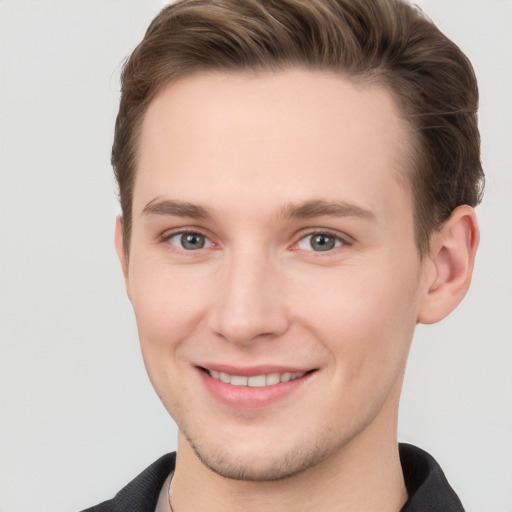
169,232,211,250
297,233,342,252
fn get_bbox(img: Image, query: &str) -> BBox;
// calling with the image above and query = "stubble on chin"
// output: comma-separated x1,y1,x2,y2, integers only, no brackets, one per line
183,428,347,482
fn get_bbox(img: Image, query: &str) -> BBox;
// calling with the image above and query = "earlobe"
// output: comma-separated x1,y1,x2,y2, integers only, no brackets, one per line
418,205,479,324
114,215,131,296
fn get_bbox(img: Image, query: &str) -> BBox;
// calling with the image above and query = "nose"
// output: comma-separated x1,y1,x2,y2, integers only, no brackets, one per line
208,250,290,345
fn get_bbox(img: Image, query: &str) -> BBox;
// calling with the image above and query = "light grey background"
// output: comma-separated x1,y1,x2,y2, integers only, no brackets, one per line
0,1,510,511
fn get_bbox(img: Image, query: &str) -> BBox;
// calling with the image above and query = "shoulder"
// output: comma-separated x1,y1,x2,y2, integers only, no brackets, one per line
80,453,176,512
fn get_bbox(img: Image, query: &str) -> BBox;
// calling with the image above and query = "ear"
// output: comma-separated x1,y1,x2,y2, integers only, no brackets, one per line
114,215,131,297
418,205,479,324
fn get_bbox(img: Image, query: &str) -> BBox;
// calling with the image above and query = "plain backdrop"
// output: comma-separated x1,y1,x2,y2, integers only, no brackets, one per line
0,1,511,511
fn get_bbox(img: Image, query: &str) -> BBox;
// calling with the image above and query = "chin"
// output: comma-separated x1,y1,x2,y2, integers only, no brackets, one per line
183,427,345,482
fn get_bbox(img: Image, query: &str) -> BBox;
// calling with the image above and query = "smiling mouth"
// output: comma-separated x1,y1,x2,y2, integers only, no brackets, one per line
200,368,313,387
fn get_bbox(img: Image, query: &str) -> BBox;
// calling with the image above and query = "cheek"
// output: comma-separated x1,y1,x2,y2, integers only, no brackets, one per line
127,261,218,408
128,259,215,354
290,258,420,376
298,265,419,428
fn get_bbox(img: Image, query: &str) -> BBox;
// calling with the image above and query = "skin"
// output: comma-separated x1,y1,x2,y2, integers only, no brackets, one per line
115,69,479,512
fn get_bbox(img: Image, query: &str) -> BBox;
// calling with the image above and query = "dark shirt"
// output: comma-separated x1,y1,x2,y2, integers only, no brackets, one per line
81,443,465,512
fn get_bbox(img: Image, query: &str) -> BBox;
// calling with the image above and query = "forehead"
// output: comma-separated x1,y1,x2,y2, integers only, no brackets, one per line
135,69,413,223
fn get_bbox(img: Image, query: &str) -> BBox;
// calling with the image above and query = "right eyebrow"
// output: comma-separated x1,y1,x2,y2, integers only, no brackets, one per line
141,199,213,219
279,199,376,222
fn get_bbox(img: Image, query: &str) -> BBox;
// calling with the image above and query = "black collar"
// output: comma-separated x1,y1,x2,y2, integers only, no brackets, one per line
82,444,464,511
399,443,465,511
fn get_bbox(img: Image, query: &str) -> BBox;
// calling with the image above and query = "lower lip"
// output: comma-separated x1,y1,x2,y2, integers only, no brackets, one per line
199,369,314,409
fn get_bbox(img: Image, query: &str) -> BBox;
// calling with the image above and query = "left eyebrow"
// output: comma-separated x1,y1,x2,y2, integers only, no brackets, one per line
141,198,213,219
279,199,376,221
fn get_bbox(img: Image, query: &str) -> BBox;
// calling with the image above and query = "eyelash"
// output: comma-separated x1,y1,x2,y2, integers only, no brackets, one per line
160,228,349,254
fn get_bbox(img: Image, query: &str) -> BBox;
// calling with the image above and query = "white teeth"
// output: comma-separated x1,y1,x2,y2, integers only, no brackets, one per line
266,373,281,386
248,375,266,387
208,370,307,387
230,375,248,386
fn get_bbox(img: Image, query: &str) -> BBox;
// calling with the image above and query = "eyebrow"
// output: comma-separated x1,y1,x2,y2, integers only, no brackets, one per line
280,199,376,221
141,198,376,222
142,199,213,219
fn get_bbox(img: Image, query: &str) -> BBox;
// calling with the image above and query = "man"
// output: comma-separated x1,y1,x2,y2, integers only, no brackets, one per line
83,0,483,510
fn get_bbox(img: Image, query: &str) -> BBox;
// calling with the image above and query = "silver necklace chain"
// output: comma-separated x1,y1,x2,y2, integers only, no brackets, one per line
167,471,175,512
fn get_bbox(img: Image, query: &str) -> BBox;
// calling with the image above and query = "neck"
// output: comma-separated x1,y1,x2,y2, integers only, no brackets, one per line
169,394,407,512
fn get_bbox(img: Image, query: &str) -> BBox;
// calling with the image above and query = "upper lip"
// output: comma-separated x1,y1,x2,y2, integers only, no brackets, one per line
198,364,315,377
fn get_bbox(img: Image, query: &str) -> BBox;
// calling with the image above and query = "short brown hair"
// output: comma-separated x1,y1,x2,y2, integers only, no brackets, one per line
112,0,484,255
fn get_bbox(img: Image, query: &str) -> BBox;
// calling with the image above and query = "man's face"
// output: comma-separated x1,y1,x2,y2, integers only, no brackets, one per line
121,69,431,480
